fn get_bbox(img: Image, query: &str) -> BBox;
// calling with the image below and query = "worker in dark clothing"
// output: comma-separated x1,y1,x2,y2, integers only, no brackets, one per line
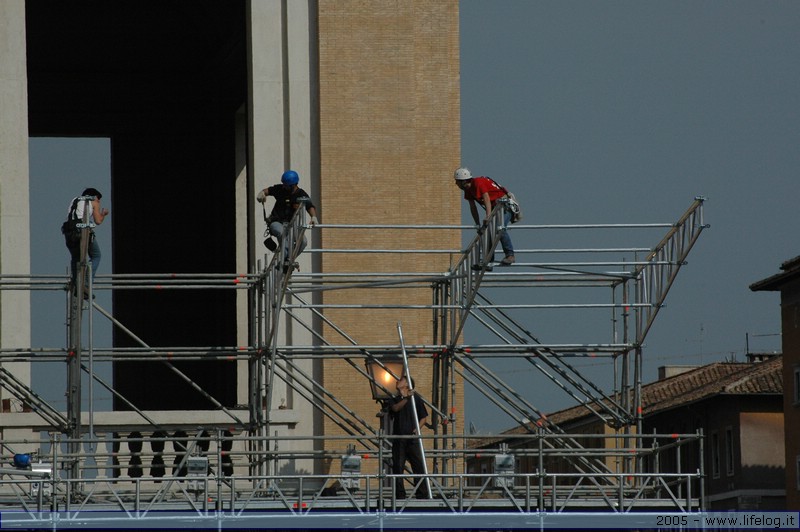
389,376,430,499
256,169,318,256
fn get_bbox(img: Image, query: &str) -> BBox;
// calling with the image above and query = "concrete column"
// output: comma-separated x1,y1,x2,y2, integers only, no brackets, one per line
0,0,32,394
246,0,319,469
0,0,33,451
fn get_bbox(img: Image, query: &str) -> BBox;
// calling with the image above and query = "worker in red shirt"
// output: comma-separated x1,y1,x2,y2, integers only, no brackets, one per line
454,167,515,265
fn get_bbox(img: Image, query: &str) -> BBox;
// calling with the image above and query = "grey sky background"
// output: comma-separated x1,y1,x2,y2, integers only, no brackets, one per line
458,1,798,430
29,138,113,412
27,2,798,433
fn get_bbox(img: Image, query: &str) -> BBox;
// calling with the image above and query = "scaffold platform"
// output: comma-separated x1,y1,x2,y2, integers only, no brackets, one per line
0,198,708,529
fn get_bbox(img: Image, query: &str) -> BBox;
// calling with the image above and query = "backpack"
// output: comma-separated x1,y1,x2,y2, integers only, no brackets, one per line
61,198,82,247
506,192,523,223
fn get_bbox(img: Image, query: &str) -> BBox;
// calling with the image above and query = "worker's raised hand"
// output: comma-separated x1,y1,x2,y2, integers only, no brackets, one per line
256,190,267,203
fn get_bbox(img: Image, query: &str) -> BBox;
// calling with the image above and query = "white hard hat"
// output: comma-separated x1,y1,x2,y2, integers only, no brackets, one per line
454,167,472,181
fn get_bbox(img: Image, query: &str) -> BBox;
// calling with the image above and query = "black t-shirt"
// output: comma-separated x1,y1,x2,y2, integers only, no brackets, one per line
390,394,428,435
267,184,316,223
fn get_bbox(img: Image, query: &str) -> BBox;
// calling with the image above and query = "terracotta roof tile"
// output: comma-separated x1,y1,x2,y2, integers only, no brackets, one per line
474,356,783,446
642,356,782,414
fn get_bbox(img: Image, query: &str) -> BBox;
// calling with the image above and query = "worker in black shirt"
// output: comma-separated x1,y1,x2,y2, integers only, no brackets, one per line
389,376,430,499
256,170,319,256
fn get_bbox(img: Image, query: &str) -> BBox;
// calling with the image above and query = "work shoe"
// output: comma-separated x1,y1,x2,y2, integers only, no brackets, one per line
471,263,493,272
499,255,515,266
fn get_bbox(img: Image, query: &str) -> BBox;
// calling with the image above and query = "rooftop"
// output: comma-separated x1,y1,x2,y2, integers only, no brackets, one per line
480,355,782,443
750,254,800,291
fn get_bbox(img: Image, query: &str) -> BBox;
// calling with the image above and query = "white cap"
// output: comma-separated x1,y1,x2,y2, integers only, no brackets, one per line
454,167,472,180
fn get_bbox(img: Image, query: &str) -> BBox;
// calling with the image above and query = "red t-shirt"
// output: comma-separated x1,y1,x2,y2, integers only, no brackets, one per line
464,176,507,206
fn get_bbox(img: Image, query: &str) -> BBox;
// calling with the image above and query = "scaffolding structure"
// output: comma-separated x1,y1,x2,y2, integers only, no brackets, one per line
0,198,708,528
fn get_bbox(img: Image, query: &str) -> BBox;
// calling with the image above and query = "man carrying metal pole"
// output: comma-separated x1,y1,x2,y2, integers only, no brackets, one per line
391,324,431,499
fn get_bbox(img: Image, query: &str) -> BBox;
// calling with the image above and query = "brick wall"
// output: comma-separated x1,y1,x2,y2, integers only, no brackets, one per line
317,0,463,473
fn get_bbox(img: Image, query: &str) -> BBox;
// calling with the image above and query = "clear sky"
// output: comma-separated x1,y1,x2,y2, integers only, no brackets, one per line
26,2,799,433
459,1,799,430
29,138,114,412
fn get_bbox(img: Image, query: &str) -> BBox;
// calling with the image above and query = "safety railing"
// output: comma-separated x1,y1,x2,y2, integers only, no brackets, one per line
0,431,702,515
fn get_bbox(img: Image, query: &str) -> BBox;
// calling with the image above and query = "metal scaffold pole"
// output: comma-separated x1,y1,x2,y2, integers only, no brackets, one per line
65,196,94,486
397,322,432,499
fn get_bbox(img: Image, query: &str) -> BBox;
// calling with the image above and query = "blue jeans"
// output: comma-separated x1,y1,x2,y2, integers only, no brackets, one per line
498,209,514,258
269,221,307,257
69,234,101,286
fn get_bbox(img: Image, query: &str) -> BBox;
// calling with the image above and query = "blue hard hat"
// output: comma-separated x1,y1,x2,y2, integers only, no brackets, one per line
281,170,299,186
13,453,32,469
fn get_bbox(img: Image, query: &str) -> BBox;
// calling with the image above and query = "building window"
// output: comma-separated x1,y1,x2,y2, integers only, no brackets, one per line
794,366,800,405
711,431,720,479
796,456,800,491
725,427,735,476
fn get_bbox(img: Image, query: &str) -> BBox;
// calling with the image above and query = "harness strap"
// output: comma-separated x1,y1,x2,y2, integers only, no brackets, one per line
68,197,80,221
